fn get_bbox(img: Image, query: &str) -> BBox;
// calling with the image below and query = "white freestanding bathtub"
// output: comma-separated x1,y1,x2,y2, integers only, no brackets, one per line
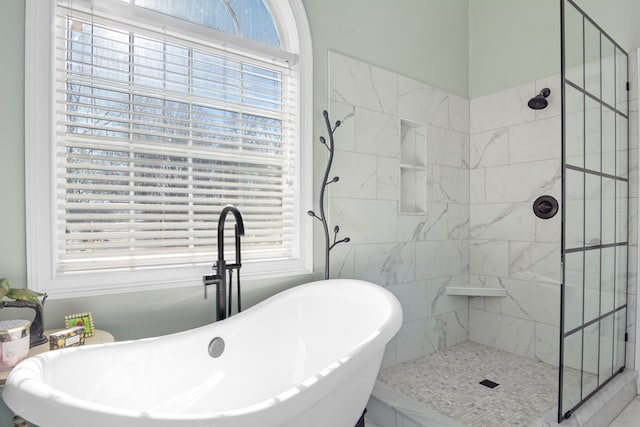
3,279,402,427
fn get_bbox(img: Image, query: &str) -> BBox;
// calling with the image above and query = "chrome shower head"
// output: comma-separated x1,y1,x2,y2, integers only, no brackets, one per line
528,88,551,110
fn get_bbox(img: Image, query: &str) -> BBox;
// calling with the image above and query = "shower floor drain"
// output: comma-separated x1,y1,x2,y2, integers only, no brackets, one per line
479,379,499,389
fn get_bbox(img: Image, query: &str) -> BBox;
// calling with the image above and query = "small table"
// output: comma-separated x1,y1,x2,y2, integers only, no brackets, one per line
0,329,115,386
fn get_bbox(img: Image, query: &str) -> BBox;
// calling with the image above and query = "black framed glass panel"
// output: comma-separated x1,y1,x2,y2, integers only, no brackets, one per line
559,0,629,422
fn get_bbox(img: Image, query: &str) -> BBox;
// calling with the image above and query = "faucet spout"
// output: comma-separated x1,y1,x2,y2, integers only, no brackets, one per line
217,205,245,266
204,205,245,322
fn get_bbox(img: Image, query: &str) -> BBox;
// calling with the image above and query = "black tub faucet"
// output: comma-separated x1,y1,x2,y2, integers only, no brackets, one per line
203,205,245,321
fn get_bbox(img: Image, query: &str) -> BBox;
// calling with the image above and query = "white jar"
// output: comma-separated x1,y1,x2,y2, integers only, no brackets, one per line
0,320,31,370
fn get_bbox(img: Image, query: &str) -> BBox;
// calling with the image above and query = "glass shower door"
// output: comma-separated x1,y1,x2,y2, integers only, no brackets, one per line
559,0,629,421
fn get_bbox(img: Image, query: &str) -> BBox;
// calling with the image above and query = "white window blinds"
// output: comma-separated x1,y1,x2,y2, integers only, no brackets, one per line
54,4,299,273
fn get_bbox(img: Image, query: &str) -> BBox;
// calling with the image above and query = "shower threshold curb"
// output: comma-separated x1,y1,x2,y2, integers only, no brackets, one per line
367,381,465,427
367,369,637,427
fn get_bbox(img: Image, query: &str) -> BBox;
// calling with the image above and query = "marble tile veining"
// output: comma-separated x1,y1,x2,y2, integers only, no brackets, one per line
329,50,472,364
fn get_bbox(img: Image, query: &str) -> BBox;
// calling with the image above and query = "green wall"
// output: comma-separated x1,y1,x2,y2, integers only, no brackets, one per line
303,0,469,98
0,1,26,301
468,0,640,98
0,0,469,340
468,0,560,98
575,0,640,53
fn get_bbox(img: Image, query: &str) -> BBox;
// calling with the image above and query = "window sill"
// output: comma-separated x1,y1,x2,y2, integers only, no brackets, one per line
32,259,313,300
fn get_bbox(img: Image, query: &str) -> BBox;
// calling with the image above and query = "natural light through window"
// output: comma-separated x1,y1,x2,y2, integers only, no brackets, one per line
25,0,312,297
118,0,281,47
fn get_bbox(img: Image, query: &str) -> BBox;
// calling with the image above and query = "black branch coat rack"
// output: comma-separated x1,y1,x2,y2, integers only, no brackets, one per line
308,110,350,279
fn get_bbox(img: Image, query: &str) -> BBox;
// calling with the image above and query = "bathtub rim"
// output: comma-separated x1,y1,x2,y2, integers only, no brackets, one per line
3,279,403,425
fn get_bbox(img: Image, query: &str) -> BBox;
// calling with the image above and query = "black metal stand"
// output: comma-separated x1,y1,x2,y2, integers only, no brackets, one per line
355,408,367,427
0,300,48,347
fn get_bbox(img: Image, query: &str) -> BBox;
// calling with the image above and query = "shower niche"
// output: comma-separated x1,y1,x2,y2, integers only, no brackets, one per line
399,119,427,214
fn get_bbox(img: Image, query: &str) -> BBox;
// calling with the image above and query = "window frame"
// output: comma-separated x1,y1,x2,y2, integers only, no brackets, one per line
25,0,313,298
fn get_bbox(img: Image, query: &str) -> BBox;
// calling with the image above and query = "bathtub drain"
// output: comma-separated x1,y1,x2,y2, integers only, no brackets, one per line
208,337,225,358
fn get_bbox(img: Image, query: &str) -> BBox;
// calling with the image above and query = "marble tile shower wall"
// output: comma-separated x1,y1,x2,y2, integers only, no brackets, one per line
326,50,639,371
467,53,639,370
327,51,471,367
467,76,563,366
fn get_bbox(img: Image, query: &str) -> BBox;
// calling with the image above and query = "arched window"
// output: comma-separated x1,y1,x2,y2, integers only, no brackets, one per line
25,0,312,297
129,0,281,47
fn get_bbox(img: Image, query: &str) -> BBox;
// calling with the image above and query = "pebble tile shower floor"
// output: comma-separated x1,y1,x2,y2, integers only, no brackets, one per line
374,341,579,427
